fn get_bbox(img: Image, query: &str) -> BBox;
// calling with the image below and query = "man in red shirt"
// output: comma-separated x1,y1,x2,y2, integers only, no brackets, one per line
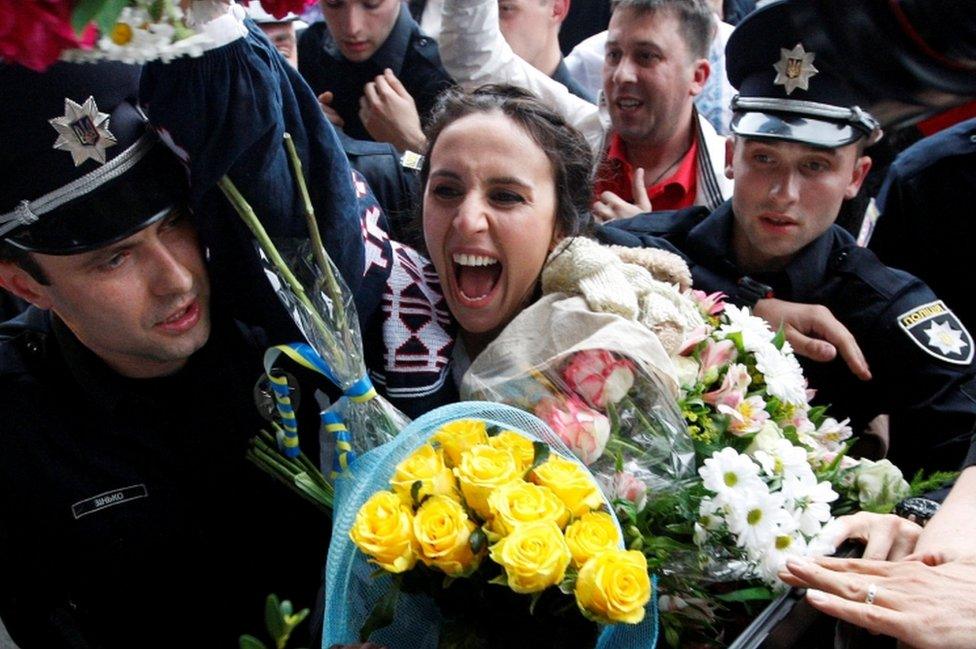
592,0,731,221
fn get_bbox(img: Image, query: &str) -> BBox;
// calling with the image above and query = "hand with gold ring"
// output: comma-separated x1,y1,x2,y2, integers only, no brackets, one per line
778,554,976,649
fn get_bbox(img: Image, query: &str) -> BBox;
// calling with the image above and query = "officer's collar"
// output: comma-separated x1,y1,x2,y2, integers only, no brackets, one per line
684,201,838,299
322,4,413,77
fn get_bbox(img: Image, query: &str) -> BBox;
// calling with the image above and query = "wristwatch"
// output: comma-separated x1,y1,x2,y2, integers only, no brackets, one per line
736,276,775,308
895,497,941,526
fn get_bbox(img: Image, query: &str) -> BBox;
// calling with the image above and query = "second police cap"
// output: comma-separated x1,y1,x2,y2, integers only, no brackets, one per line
726,0,882,149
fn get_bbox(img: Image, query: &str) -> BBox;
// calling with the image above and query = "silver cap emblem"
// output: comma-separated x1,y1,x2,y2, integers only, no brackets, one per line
49,97,118,167
773,43,819,95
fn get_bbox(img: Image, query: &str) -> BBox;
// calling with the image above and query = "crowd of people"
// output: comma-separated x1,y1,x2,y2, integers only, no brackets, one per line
1,0,974,648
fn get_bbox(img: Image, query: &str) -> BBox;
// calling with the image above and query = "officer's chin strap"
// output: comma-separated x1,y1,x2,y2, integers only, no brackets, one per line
262,343,378,477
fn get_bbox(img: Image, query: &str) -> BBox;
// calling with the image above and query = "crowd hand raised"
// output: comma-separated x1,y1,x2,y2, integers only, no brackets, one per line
591,168,652,223
317,91,346,128
754,298,872,381
778,554,976,649
358,69,426,153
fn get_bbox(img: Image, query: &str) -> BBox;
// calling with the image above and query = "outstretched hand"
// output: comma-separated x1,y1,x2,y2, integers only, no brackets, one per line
779,554,976,649
754,298,872,380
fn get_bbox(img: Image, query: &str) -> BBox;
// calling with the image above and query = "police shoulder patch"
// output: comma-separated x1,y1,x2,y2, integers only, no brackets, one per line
897,300,974,365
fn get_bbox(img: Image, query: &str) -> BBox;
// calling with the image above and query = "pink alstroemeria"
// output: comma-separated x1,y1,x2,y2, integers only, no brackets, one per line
690,290,728,317
703,362,750,407
718,395,770,435
562,349,635,408
698,339,737,385
611,471,648,510
678,325,710,356
534,394,611,465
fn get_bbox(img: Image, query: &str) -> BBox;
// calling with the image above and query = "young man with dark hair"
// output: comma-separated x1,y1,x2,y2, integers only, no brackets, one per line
0,7,392,647
298,0,454,150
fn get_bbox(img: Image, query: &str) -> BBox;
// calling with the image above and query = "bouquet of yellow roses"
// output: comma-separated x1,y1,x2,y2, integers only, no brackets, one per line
323,402,659,649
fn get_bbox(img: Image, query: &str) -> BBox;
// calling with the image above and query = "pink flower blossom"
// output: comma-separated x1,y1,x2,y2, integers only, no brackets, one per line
534,395,611,465
698,339,737,384
242,0,316,19
562,349,635,409
703,363,750,408
690,290,728,317
611,471,648,510
718,395,770,435
678,326,710,356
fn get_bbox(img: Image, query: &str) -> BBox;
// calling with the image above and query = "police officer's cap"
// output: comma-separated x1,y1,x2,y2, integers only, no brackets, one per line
0,61,188,255
726,0,882,149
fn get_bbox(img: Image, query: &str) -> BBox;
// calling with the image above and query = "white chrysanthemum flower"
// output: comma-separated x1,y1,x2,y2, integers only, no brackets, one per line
727,489,793,551
699,447,766,502
811,417,854,452
807,517,843,557
754,342,808,405
718,304,776,352
753,438,812,482
782,474,838,537
756,531,809,585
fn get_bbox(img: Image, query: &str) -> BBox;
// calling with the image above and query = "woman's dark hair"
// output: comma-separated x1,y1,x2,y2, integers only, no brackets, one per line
419,84,596,240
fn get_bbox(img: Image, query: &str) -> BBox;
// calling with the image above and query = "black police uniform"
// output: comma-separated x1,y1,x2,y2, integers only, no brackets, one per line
298,7,455,143
0,307,329,648
598,0,976,477
599,204,976,476
870,117,976,333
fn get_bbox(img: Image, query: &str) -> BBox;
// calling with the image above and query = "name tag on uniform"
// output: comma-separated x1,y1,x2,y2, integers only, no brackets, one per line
71,484,148,520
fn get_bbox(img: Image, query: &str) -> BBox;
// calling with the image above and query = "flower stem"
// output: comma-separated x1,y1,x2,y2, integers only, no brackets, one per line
281,133,349,336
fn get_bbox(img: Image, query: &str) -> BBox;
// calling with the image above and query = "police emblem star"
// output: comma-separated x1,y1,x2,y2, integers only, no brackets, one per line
897,300,974,365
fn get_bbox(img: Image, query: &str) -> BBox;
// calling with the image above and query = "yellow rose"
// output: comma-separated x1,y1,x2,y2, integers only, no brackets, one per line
530,456,603,517
487,480,569,537
413,495,483,577
349,491,417,573
564,512,621,568
489,520,572,594
454,445,520,519
488,430,536,473
390,444,457,505
575,549,651,624
433,419,489,467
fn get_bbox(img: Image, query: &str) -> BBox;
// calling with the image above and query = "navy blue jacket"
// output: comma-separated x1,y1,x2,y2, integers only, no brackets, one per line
298,8,455,142
871,117,976,333
599,202,976,474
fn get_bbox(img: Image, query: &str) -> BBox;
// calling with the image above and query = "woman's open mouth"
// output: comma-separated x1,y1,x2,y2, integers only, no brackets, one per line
453,252,502,306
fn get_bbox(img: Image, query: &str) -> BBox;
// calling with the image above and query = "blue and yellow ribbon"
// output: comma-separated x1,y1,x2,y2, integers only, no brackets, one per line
262,343,377,472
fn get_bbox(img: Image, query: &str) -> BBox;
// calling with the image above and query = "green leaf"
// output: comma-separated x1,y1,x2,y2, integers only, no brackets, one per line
486,424,505,437
411,480,423,509
469,527,487,555
487,573,509,587
359,581,400,642
772,326,787,350
558,569,578,595
527,442,550,474
664,625,680,649
715,586,774,602
528,591,543,616
239,635,269,649
909,469,959,496
264,594,285,642
279,599,293,618
78,0,129,34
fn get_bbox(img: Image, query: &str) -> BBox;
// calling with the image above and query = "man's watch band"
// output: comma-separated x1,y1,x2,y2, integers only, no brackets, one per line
895,497,941,526
737,276,775,308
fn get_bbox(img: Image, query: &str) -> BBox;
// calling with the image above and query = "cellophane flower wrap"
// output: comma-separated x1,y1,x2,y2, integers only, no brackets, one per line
324,402,660,649
460,293,696,506
256,239,407,475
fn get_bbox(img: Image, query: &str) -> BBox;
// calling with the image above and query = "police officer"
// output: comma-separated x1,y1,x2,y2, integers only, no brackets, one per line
598,0,976,478
0,61,336,648
298,0,454,145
